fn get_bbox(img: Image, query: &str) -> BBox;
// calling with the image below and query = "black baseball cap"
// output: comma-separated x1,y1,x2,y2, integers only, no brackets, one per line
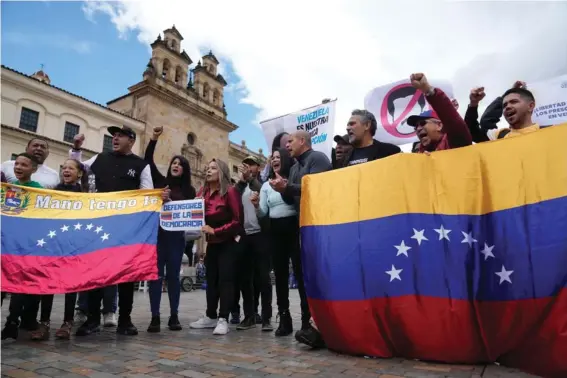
108,126,136,140
333,134,350,145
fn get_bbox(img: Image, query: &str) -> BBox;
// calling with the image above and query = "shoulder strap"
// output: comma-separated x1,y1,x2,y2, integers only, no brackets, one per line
497,129,511,139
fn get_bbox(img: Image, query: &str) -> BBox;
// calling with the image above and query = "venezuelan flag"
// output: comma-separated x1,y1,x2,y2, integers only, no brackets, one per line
300,125,567,378
1,186,162,294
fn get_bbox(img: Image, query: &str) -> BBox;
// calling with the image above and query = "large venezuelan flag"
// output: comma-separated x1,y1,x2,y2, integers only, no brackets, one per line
1,186,161,294
300,125,567,378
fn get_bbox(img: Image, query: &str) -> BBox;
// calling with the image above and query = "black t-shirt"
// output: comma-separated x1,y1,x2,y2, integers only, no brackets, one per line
346,140,401,167
348,145,376,166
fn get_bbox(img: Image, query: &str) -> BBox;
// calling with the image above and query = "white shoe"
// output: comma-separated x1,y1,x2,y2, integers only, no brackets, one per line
190,315,217,329
213,318,229,335
74,310,87,325
103,313,117,327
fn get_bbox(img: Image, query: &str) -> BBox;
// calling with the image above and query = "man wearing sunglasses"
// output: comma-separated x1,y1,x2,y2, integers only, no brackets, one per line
407,73,472,152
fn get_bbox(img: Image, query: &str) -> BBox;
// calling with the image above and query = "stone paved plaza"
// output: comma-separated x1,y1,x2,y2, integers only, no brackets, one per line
1,291,537,378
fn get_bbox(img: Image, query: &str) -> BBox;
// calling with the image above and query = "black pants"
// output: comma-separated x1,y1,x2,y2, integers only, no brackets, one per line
87,282,134,324
235,233,272,319
205,240,238,320
34,294,77,323
270,216,310,321
6,294,27,323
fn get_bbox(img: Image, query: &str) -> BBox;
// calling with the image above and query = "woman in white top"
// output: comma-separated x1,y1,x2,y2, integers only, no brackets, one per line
250,147,300,338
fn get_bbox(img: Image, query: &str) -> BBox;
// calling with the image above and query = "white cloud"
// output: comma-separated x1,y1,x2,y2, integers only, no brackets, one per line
82,0,567,143
3,31,94,54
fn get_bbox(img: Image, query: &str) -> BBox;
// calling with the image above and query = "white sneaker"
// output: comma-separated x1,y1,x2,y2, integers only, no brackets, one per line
103,313,117,327
213,318,229,335
190,315,217,329
74,310,87,325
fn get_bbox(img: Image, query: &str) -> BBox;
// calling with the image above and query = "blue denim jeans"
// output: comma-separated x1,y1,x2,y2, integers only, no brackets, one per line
77,285,117,314
149,230,185,316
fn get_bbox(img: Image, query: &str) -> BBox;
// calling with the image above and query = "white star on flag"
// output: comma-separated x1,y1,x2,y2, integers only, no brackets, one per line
434,225,451,241
411,229,428,245
95,226,103,234
47,230,56,238
101,233,110,241
61,225,69,232
86,223,94,230
461,231,477,248
394,240,412,257
480,243,495,260
74,223,82,230
37,239,46,247
495,265,514,284
385,265,403,282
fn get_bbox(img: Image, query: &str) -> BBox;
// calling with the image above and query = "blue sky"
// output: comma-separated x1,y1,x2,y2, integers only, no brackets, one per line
1,1,268,154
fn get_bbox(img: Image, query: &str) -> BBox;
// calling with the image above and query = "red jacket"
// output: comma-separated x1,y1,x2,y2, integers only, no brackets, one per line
419,88,473,152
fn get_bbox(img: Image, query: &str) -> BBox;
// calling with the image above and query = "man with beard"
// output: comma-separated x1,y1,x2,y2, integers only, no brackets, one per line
484,87,540,140
69,126,157,337
337,110,401,167
406,73,472,153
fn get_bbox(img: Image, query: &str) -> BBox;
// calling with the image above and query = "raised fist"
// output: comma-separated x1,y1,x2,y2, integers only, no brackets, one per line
410,73,432,94
151,126,164,141
469,87,486,106
73,134,85,149
513,81,527,89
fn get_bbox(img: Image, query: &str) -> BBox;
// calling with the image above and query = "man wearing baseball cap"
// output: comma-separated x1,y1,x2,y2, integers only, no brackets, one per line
233,155,273,331
332,134,353,169
407,73,472,152
69,125,162,337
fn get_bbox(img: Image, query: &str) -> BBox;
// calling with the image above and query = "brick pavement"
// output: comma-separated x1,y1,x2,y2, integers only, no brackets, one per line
1,291,538,378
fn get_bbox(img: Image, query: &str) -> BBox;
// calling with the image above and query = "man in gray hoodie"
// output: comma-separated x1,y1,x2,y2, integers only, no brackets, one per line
233,156,273,331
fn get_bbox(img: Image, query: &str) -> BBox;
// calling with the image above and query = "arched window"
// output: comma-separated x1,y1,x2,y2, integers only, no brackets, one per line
187,132,196,145
175,66,183,84
203,83,209,99
171,39,177,50
213,90,219,106
162,59,170,80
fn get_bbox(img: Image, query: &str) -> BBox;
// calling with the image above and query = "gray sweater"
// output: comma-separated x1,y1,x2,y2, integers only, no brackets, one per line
283,149,332,212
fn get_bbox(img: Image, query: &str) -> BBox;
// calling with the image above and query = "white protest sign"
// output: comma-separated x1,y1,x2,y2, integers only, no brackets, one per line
160,199,204,231
529,75,567,126
364,79,454,146
260,100,336,159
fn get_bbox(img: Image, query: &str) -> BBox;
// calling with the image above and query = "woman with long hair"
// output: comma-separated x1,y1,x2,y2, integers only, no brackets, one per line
145,127,196,333
189,158,243,335
259,132,290,183
250,148,298,337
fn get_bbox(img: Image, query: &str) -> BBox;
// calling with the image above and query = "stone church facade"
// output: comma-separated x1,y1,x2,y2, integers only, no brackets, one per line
1,25,266,191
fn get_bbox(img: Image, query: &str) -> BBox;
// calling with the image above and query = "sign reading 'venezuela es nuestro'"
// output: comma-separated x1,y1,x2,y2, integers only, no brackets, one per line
159,199,204,231
260,100,336,160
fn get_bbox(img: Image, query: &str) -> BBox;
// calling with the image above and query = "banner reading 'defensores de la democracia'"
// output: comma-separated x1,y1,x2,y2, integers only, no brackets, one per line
260,100,336,160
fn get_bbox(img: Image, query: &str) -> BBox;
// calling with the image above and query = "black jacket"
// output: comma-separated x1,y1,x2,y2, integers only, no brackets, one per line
283,149,332,211
465,96,503,143
338,140,401,169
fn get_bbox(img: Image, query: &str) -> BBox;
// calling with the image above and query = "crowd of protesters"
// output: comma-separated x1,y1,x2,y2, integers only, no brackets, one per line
1,72,557,346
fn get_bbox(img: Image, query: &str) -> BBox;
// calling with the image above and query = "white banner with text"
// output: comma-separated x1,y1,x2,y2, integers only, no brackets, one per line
260,100,336,159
